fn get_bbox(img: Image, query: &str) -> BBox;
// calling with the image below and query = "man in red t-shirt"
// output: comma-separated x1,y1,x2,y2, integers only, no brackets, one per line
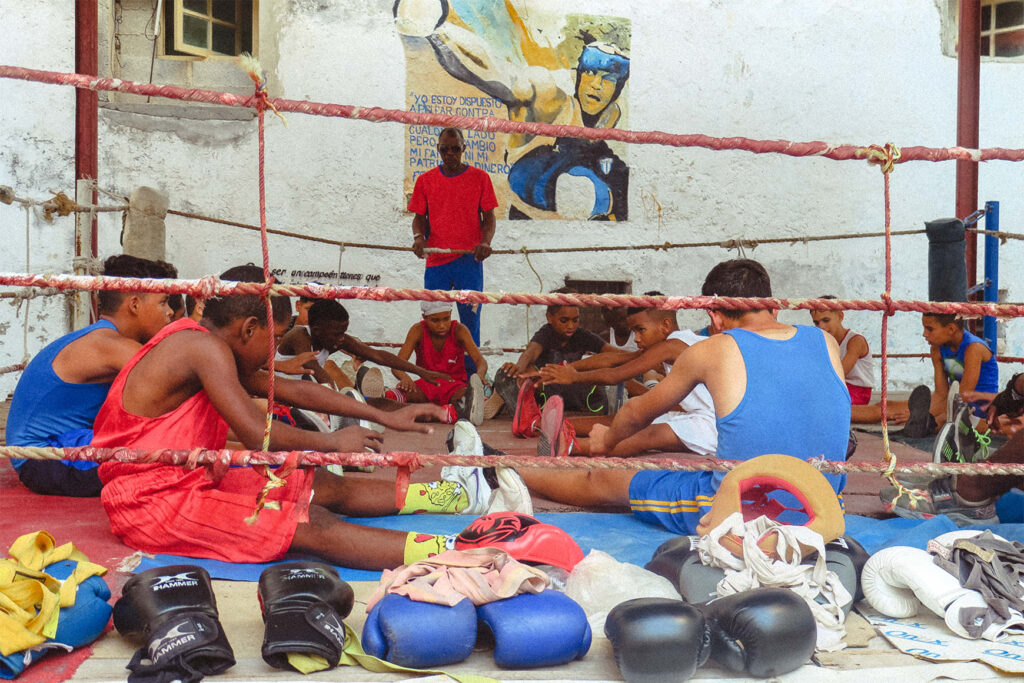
409,127,497,354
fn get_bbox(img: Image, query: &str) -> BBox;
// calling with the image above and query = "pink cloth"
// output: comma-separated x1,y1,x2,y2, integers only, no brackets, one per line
366,547,549,611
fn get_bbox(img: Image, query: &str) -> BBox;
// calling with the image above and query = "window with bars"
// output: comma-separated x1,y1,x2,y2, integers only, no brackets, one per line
981,0,1024,57
161,0,257,60
563,278,633,339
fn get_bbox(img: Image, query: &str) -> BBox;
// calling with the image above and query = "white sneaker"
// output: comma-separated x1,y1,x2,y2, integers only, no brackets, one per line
441,421,533,515
455,375,485,426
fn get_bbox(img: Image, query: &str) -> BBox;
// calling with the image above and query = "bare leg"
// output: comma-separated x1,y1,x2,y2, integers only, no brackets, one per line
311,469,399,516
575,423,690,457
290,505,407,569
957,429,1024,502
851,400,909,424
324,360,355,390
568,415,612,437
519,468,635,507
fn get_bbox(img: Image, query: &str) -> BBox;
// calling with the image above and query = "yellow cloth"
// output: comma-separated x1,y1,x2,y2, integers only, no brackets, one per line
0,531,107,656
402,531,451,565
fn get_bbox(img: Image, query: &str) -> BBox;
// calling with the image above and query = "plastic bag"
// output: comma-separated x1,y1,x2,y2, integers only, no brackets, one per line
564,550,680,632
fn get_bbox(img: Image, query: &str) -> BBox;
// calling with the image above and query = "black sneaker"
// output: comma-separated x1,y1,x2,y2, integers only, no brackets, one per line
845,430,858,460
952,404,992,463
932,421,959,463
901,385,936,438
492,368,520,418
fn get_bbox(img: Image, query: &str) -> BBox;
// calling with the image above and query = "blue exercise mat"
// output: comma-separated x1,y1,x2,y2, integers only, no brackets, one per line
134,506,1024,582
134,512,681,582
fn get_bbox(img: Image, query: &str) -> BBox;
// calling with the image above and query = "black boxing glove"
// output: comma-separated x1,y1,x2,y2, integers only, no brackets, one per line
258,561,354,672
990,374,1024,420
645,536,724,604
698,589,816,678
113,565,234,683
825,535,869,603
604,598,710,683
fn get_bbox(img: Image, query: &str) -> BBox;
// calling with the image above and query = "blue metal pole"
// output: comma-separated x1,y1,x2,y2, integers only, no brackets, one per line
983,200,1000,350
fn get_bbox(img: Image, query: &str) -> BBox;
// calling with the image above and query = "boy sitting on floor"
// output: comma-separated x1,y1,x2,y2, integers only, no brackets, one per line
387,301,488,425
536,300,715,457
276,298,447,397
6,254,174,497
499,292,619,416
923,312,999,429
94,265,530,570
479,259,850,535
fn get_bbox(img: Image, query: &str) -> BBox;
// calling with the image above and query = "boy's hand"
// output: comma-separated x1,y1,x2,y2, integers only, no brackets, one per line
329,426,384,453
986,379,1024,430
588,423,610,456
273,351,317,376
539,362,578,386
381,404,445,432
398,377,417,393
500,361,518,377
420,369,448,386
477,371,491,388
473,242,492,261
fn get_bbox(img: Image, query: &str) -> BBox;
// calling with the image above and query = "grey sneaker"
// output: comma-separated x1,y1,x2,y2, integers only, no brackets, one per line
881,475,998,527
441,421,533,515
947,381,963,425
952,404,992,463
455,374,484,426
932,421,959,464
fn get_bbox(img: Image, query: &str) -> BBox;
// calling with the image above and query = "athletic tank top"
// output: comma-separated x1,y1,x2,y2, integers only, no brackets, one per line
6,319,118,469
274,325,330,377
93,318,228,457
661,330,714,417
414,320,468,382
607,328,638,352
715,326,850,494
939,330,999,393
839,330,874,389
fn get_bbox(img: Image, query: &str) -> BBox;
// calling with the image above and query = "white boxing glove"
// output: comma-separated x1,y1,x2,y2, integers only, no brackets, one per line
862,546,980,619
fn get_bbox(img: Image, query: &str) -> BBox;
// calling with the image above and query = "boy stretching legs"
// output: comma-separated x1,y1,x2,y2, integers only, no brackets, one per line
6,254,174,496
517,259,850,534
95,266,529,571
538,302,715,457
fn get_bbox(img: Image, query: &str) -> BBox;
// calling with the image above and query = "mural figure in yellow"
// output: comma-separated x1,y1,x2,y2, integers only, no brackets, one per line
396,0,630,221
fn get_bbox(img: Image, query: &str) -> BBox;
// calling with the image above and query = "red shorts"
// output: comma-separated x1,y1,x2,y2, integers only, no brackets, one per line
99,463,313,563
415,377,466,406
847,383,872,405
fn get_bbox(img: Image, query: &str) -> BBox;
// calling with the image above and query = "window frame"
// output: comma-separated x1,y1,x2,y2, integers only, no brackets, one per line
980,0,1024,58
158,0,259,62
949,0,1024,60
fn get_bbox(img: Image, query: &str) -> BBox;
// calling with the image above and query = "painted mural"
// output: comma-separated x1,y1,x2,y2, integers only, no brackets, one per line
396,0,631,221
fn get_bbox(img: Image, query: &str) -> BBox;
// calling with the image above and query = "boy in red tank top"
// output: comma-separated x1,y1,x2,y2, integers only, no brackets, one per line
94,266,528,570
387,301,489,425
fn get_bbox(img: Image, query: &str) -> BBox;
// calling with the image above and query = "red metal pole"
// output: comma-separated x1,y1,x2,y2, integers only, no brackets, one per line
957,0,981,291
75,0,98,259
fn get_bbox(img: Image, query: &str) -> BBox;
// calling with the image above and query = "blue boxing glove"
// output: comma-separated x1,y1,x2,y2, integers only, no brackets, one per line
477,590,591,668
0,560,112,680
361,594,476,669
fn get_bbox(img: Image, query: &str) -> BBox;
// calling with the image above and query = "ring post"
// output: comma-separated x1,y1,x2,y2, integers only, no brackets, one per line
983,201,999,350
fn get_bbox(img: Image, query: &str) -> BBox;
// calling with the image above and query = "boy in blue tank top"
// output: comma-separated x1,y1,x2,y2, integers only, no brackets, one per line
514,259,851,534
922,313,999,424
5,254,175,496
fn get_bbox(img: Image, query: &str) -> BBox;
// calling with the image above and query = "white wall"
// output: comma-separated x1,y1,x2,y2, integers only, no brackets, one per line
3,0,1024,400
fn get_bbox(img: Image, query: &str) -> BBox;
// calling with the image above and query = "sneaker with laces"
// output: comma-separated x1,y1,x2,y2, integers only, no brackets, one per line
536,396,578,457
953,404,992,463
932,421,959,464
901,384,936,438
946,381,963,424
331,386,385,434
355,366,385,399
880,475,998,527
512,379,542,437
455,374,484,426
441,421,533,515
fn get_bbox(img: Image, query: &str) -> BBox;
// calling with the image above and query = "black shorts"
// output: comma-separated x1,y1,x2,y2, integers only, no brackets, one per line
17,460,102,497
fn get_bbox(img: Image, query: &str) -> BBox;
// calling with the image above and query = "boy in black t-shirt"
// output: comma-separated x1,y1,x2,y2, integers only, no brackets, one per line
500,297,616,412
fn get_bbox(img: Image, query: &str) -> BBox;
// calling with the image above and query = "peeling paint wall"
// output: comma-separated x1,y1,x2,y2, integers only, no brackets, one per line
3,0,1024,402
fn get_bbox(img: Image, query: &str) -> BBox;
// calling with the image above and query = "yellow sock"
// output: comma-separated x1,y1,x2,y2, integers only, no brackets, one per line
400,481,469,514
403,531,453,564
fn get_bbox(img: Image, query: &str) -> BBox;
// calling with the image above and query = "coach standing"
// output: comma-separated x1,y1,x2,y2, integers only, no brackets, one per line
409,127,497,354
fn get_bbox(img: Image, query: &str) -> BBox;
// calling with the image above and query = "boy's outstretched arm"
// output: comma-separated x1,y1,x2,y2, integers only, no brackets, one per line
190,338,381,453
591,343,708,455
454,323,488,384
248,371,446,433
341,336,448,385
390,324,422,391
501,341,543,378
568,348,640,372
541,339,685,387
279,327,335,385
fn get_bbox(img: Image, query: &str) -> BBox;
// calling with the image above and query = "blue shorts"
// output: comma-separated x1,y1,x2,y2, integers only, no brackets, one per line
628,470,717,535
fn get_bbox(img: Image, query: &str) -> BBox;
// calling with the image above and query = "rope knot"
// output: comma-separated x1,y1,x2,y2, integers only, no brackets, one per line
860,143,901,174
238,52,286,124
881,291,896,317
